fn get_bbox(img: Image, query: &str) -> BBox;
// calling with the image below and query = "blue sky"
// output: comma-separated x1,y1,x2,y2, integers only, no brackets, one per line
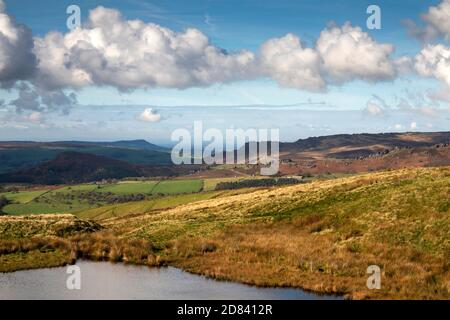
0,0,449,143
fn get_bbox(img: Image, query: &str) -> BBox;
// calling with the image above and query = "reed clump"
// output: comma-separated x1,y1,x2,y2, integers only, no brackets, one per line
70,232,164,266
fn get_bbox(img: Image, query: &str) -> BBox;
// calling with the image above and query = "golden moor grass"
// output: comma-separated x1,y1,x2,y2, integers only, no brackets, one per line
0,232,165,272
0,214,102,239
169,221,448,300
0,167,449,299
102,167,449,299
70,232,164,266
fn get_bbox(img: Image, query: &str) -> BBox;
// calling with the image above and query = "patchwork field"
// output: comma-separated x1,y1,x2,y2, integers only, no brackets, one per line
0,179,204,215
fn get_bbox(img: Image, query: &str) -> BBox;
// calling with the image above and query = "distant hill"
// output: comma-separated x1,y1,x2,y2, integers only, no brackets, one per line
52,140,168,152
0,140,171,174
280,131,450,155
0,151,205,184
275,131,450,176
3,132,450,182
227,131,450,176
237,131,450,161
0,152,146,184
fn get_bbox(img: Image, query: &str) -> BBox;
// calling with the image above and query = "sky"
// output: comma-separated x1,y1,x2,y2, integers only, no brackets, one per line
0,0,450,143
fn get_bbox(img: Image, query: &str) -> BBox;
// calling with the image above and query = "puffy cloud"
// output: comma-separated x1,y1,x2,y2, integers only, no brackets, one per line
415,44,450,88
137,108,161,122
260,34,325,91
404,1,450,42
33,6,257,90
422,0,450,40
411,44,450,103
9,83,77,115
410,122,418,129
316,23,397,83
0,0,37,88
30,6,401,93
0,3,435,97
259,23,398,90
393,56,415,76
414,42,450,102
0,2,76,116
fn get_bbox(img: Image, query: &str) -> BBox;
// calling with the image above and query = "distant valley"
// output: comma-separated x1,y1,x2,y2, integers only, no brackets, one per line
2,131,450,184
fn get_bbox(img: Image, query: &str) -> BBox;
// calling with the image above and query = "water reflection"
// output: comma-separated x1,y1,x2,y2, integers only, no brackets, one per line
0,261,341,300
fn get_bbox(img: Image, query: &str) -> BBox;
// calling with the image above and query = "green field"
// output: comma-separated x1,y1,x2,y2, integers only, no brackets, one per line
94,180,203,195
96,181,159,194
1,179,204,215
57,185,98,192
3,202,92,215
152,180,203,194
1,190,50,204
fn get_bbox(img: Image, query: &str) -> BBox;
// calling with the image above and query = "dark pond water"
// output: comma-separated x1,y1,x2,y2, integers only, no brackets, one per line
0,260,341,300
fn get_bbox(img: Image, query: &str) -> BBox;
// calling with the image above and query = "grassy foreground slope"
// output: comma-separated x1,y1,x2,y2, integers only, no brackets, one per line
75,190,240,220
0,167,448,299
103,167,449,299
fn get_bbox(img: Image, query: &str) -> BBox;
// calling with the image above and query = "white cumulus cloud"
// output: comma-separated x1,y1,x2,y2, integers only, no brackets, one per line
316,23,397,83
260,33,325,91
137,108,161,122
423,0,450,40
33,6,257,91
0,0,36,88
404,1,450,43
30,7,402,93
0,2,445,100
415,44,450,89
259,23,399,90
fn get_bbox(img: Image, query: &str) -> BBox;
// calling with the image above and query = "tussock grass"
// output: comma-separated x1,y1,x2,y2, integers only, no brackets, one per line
0,214,102,239
0,237,72,272
0,231,165,272
170,221,448,299
70,232,164,266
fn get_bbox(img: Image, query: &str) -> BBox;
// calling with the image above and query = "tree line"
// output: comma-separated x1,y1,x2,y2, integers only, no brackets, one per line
215,178,304,191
